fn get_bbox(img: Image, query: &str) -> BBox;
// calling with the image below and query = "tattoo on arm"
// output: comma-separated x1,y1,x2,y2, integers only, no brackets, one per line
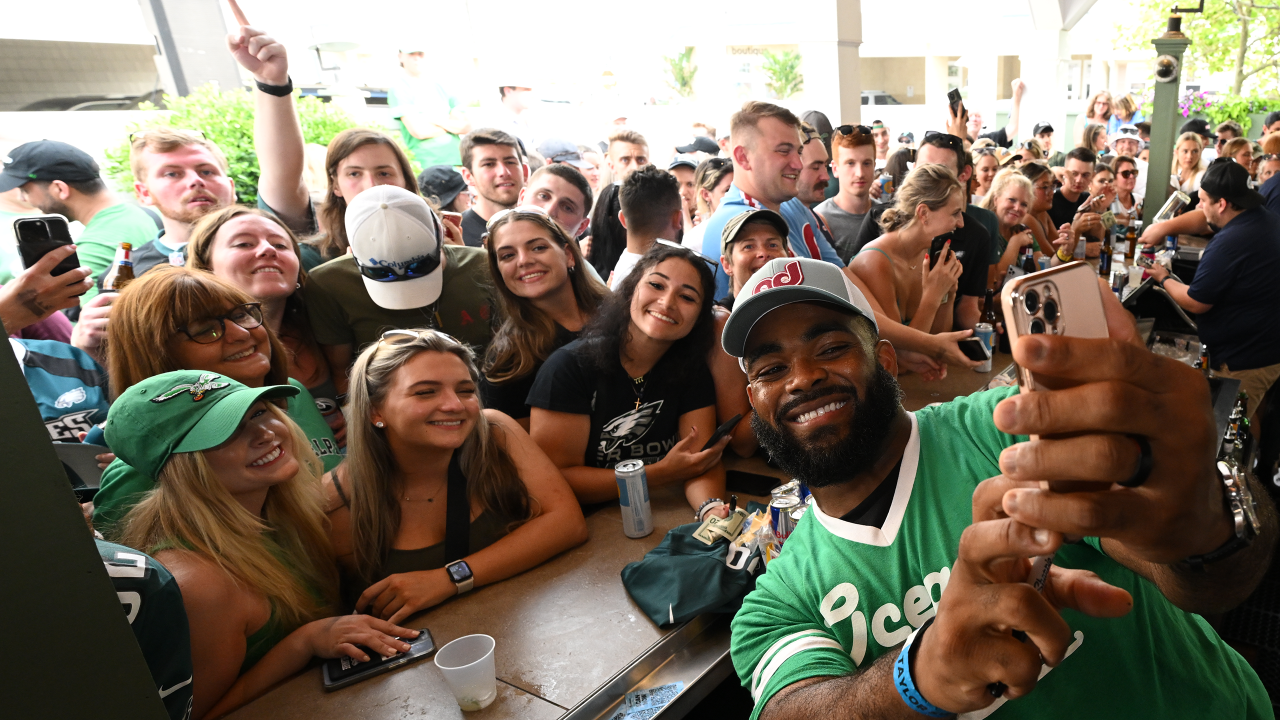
17,289,51,319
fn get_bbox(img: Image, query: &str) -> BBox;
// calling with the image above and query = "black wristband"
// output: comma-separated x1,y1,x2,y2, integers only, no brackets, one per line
255,76,293,97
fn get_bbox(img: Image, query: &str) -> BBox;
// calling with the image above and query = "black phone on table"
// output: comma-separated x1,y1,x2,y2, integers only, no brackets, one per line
702,413,743,451
928,233,954,269
322,628,435,691
726,470,782,497
14,215,80,277
958,337,992,362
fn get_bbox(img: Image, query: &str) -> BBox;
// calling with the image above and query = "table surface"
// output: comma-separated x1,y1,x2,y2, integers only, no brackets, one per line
230,359,1007,720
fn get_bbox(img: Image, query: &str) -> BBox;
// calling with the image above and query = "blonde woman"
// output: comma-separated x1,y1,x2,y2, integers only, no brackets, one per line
113,370,417,720
325,329,586,623
93,267,341,533
1172,132,1207,194
849,164,965,334
980,170,1040,282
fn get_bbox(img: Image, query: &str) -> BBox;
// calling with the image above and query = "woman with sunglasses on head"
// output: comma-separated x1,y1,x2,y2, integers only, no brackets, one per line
1111,156,1143,227
325,330,586,622
679,158,734,253
482,207,608,430
188,206,345,443
527,243,731,519
111,369,417,720
94,267,341,535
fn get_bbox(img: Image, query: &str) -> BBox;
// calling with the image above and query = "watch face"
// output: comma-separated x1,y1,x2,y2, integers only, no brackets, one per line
448,561,471,582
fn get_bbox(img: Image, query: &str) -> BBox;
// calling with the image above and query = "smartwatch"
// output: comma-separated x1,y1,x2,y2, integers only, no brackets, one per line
446,560,474,594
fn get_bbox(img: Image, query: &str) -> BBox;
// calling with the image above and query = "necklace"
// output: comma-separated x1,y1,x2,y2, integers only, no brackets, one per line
402,477,447,503
630,374,647,411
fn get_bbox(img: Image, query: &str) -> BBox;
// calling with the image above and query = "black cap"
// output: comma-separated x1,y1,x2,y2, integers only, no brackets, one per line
800,110,834,143
416,165,467,208
1179,118,1216,141
675,136,719,155
1266,111,1280,127
1032,122,1054,136
0,140,101,193
1201,157,1263,210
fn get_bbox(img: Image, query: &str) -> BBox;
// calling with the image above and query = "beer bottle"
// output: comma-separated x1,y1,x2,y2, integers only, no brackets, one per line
1235,392,1255,472
1125,224,1137,260
981,288,998,326
1021,246,1037,274
1099,231,1113,276
102,242,135,292
1196,343,1211,378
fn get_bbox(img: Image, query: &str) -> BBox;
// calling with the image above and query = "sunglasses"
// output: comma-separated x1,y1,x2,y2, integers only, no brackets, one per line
176,303,263,344
356,252,441,282
1118,169,1139,179
655,239,720,271
835,125,872,137
377,328,451,346
923,131,965,153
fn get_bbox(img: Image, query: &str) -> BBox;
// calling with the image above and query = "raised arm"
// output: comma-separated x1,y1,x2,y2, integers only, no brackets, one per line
227,25,311,232
1005,79,1025,143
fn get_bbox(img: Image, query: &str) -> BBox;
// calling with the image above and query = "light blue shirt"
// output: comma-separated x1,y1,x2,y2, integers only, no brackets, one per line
698,184,843,298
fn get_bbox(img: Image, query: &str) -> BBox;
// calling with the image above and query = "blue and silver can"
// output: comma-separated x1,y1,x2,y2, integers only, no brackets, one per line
1166,235,1178,253
615,460,653,538
770,496,801,542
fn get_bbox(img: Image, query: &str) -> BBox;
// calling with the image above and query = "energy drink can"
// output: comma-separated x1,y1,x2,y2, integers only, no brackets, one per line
770,496,800,542
789,504,808,525
798,482,811,504
1166,235,1178,253
771,480,800,501
615,460,652,538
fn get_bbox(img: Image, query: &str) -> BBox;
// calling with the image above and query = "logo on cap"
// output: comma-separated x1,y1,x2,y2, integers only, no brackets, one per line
753,260,804,295
151,373,230,403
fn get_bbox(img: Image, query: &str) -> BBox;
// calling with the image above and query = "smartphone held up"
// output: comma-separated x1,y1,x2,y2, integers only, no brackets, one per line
14,214,81,277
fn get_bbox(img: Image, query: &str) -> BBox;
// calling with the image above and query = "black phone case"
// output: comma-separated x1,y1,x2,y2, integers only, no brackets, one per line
928,234,953,269
321,628,435,691
702,413,743,451
726,470,782,497
958,338,992,361
14,215,80,276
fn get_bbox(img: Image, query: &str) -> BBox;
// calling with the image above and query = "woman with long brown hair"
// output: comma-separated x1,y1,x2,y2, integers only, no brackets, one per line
93,267,341,533
112,370,415,720
482,207,608,429
1080,90,1113,143
188,205,344,440
325,329,586,622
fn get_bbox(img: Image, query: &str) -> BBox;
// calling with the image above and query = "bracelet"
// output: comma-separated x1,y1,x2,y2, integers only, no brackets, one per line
695,497,725,521
894,617,949,717
255,76,293,97
1158,276,1170,289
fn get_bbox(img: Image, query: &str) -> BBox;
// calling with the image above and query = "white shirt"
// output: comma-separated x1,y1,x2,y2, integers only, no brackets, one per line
608,250,644,291
681,222,708,253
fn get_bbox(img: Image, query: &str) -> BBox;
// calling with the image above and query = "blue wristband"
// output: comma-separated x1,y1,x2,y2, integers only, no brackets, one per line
894,617,950,717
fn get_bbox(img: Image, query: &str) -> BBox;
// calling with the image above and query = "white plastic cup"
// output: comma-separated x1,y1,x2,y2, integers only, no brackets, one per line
1127,265,1143,288
434,634,497,711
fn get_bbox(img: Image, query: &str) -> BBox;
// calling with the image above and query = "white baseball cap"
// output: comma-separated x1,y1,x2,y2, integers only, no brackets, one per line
722,257,878,358
345,185,444,310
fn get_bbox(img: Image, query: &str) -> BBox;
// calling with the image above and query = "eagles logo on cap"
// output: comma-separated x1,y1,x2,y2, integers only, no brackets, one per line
150,372,231,403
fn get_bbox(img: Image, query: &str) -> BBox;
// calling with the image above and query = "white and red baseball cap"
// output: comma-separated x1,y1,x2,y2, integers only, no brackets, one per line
346,185,444,310
722,257,878,357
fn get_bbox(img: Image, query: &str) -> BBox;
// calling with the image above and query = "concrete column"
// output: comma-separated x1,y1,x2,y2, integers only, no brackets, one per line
924,55,951,109
1144,31,1192,224
1018,30,1071,156
136,0,242,96
800,0,862,124
965,55,999,133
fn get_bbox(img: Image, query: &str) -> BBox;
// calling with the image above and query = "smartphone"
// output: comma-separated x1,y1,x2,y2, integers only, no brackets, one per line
322,628,435,691
947,88,964,120
56,442,109,491
15,215,80,276
726,470,780,496
928,233,953,270
958,337,992,362
702,413,743,451
1001,262,1108,393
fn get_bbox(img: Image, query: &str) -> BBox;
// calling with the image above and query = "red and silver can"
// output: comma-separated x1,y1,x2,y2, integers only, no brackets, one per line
770,496,801,542
771,481,800,502
615,460,652,538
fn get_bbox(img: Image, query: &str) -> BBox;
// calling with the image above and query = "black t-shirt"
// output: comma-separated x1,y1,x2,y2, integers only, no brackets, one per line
854,208,992,299
978,127,1012,149
1048,189,1089,230
526,339,718,468
589,184,626,277
480,324,579,420
837,456,902,528
461,209,487,247
1187,207,1280,370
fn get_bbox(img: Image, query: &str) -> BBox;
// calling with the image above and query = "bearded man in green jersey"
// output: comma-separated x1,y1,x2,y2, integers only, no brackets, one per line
723,258,1276,720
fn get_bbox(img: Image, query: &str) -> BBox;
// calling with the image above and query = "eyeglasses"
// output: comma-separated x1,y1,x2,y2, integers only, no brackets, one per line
973,147,999,156
176,303,263,344
835,125,872,137
1118,169,1139,179
355,251,441,282
922,131,965,153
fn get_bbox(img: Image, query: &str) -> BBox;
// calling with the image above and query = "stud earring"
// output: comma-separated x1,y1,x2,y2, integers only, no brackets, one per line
375,421,385,428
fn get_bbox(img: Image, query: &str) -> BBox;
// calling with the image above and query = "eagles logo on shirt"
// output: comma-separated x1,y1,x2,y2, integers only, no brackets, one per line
599,400,664,454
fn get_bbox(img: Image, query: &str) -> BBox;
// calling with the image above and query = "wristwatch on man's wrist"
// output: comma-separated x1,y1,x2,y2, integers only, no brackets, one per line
1181,461,1261,572
446,560,474,594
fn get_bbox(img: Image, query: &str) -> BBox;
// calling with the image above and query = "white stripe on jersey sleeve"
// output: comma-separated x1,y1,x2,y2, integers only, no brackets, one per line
751,629,826,695
752,634,844,703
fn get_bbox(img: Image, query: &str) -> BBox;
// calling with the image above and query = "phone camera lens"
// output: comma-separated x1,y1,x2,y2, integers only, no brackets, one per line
1043,299,1059,323
1029,318,1046,334
1023,290,1040,314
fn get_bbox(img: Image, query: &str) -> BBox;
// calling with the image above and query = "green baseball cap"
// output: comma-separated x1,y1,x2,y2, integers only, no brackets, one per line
721,208,789,257
104,370,299,480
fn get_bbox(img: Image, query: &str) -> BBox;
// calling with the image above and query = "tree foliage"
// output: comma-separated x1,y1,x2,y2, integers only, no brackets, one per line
1117,0,1280,95
103,83,363,205
664,47,698,99
762,50,804,100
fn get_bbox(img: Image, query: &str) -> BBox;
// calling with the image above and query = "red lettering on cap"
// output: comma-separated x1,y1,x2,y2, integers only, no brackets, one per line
753,260,804,295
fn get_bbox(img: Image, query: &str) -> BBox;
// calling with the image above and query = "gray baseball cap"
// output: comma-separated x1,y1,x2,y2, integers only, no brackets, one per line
537,138,592,169
722,257,879,357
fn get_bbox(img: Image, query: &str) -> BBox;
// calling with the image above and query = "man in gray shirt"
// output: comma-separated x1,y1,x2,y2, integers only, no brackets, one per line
815,125,879,263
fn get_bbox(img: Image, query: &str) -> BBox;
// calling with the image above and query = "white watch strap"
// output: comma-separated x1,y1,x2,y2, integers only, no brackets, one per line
455,576,474,594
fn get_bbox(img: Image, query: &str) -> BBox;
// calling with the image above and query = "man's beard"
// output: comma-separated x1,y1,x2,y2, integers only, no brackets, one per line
751,364,902,488
156,190,225,225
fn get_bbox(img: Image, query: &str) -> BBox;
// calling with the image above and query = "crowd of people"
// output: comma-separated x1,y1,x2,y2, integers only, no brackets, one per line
6,18,1280,720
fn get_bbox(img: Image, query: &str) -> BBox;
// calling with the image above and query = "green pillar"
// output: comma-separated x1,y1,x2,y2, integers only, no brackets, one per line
1143,20,1192,225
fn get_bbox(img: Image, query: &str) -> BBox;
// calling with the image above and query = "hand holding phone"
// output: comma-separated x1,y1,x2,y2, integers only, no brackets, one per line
0,243,91,334
703,414,743,451
322,628,436,691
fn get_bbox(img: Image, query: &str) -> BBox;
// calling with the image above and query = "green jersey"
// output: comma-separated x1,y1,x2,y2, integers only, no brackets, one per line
94,379,342,535
75,202,160,304
388,79,463,167
731,386,1270,719
97,540,193,720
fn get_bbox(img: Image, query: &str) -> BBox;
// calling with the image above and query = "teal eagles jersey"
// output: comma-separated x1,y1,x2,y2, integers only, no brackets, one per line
731,386,1271,720
10,338,109,441
97,540,193,720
